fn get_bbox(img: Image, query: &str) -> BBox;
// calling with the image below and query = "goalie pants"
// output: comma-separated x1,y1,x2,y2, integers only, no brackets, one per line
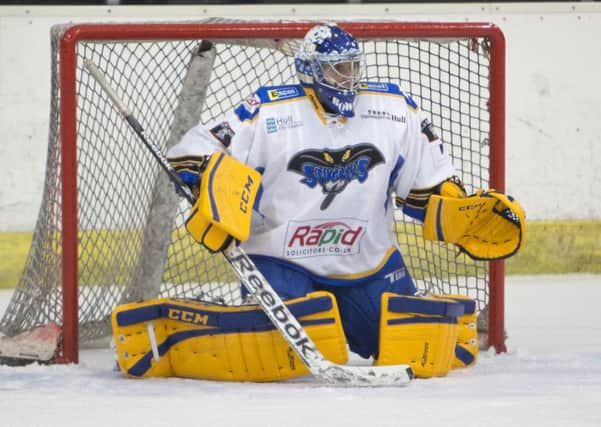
246,252,417,359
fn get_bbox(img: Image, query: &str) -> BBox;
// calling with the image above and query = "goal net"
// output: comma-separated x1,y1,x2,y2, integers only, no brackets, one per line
0,20,506,363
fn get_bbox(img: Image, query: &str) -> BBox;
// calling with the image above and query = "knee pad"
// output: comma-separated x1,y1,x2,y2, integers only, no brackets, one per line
374,292,464,378
111,291,348,382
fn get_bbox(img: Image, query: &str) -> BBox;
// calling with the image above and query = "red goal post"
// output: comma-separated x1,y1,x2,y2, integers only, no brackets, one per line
0,21,506,364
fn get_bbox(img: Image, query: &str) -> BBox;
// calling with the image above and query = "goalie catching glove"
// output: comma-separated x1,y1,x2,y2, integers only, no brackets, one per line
423,189,525,260
184,151,262,252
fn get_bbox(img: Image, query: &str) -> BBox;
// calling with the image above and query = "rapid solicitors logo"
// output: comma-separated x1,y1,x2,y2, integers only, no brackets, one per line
283,218,367,258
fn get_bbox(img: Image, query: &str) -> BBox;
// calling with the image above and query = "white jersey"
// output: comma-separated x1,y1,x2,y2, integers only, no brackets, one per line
168,82,455,285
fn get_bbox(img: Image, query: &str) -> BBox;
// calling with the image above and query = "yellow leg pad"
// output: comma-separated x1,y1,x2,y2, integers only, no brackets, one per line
435,294,479,368
111,291,348,382
111,299,174,378
375,293,464,378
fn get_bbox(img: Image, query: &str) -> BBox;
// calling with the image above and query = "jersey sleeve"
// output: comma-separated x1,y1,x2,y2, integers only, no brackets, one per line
166,92,261,185
393,106,455,200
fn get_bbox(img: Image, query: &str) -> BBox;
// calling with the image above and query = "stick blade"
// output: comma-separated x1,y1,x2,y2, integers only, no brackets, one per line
0,323,62,365
317,363,414,387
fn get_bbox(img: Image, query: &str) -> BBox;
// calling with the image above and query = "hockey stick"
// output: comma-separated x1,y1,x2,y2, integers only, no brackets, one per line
84,59,413,387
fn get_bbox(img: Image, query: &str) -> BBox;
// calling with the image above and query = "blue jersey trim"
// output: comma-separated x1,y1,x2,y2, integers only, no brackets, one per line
402,204,426,222
234,85,305,122
234,103,260,122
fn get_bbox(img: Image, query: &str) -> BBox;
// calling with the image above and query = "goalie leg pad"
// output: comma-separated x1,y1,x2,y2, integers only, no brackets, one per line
374,293,464,378
436,294,478,368
186,151,262,252
111,291,348,382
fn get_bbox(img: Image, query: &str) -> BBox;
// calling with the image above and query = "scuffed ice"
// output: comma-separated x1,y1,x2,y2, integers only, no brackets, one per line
0,274,600,427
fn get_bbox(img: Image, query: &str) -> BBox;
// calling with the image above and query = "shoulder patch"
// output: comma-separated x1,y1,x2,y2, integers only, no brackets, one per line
257,85,305,103
234,92,262,122
209,121,236,147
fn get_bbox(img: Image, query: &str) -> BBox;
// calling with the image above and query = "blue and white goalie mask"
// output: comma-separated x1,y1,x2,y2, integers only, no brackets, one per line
295,24,363,117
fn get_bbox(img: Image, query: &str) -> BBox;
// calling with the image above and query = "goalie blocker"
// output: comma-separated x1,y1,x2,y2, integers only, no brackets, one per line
185,151,262,252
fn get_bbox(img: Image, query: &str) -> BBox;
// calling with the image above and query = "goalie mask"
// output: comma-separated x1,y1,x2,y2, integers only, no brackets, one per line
295,24,363,118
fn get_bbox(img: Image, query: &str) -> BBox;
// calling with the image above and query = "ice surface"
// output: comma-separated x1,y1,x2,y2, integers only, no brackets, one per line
1,274,600,427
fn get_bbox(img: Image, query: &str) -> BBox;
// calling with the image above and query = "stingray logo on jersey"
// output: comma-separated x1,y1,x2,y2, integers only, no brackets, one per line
265,115,303,134
284,219,367,258
287,143,385,210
